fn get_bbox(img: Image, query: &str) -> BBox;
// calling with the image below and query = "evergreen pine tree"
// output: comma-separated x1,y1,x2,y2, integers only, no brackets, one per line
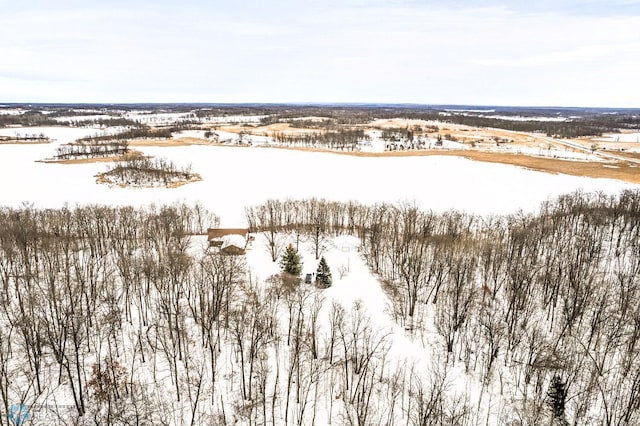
316,257,332,288
280,244,302,276
547,375,568,425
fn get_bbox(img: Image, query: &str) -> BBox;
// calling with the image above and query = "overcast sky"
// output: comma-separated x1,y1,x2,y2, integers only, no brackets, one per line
1,0,639,107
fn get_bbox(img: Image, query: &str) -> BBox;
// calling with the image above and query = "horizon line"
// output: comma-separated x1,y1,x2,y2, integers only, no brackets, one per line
2,102,640,111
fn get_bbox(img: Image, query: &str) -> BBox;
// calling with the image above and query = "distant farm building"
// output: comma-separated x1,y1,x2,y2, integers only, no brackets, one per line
207,228,250,255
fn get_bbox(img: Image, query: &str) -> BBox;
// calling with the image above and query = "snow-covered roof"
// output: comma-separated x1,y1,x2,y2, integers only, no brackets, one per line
221,234,247,250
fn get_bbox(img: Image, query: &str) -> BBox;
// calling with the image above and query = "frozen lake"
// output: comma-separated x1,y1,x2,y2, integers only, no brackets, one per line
0,126,637,226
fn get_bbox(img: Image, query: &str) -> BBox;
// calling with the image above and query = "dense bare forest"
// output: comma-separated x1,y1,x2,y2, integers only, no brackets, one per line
2,191,639,424
246,193,640,425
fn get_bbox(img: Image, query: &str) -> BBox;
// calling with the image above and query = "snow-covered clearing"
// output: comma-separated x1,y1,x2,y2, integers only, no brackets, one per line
504,146,602,161
53,114,113,123
596,132,640,143
243,232,454,423
172,129,208,139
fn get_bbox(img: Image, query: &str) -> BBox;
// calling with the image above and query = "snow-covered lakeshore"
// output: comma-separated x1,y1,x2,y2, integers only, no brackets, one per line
0,126,635,226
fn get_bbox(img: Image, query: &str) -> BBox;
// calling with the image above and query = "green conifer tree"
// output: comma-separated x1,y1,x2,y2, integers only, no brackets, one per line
547,375,568,425
316,257,332,288
280,244,302,276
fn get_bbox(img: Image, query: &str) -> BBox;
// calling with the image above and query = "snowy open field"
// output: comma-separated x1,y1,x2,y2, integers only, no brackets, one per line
595,132,640,143
0,126,636,226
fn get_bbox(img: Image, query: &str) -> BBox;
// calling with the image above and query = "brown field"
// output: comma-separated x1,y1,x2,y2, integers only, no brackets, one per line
365,118,548,147
612,151,640,161
218,123,323,137
217,118,576,151
259,145,640,184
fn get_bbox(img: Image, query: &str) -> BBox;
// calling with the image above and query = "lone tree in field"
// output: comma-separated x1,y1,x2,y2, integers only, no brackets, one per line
280,244,302,276
316,257,332,288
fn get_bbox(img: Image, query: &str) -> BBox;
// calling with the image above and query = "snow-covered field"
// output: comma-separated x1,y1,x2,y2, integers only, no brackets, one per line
203,114,267,124
508,146,601,161
0,126,636,227
0,126,110,144
596,132,640,143
124,111,195,125
0,108,27,115
479,114,567,122
53,114,113,123
172,129,208,139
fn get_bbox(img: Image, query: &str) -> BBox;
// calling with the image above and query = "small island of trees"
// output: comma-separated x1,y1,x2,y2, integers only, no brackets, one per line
96,153,201,188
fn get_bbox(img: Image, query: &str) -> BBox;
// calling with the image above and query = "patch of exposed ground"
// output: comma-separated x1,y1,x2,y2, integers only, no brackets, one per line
610,151,640,161
217,123,324,137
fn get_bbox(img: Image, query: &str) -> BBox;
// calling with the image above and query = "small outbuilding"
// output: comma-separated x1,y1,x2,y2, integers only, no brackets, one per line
207,228,249,255
220,234,248,255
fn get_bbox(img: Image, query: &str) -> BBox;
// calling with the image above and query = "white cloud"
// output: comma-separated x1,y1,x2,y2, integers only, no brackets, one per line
0,1,638,106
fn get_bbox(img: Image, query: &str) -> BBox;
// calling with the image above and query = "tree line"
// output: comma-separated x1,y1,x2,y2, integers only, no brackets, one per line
54,140,129,160
76,126,176,144
4,105,639,140
270,129,369,151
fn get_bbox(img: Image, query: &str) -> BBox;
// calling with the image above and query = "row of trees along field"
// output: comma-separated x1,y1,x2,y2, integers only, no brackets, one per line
1,191,639,424
0,112,140,128
76,126,176,144
54,140,129,160
270,129,369,151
